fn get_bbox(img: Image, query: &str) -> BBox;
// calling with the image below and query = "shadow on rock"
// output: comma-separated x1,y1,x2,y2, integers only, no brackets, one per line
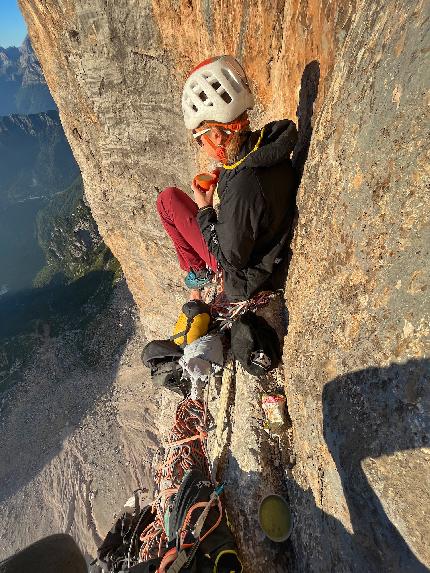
271,61,320,335
222,453,292,573
221,360,429,572
223,449,370,572
292,60,320,181
322,359,430,572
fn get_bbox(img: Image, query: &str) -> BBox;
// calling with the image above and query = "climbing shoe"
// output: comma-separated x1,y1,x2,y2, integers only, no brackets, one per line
184,268,214,290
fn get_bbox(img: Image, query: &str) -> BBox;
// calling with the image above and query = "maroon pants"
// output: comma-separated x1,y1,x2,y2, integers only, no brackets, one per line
156,187,217,273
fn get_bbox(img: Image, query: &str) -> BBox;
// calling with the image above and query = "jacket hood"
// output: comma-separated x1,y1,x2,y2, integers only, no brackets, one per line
235,119,298,169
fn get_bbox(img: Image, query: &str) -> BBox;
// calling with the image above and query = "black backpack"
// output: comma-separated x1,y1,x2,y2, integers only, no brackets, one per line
94,472,242,573
141,339,190,396
230,311,281,376
93,502,156,572
163,469,242,573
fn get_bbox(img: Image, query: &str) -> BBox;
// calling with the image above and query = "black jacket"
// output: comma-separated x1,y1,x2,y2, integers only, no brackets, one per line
197,119,298,301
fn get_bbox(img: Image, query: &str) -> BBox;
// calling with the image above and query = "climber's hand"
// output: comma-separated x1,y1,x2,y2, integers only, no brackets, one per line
192,180,215,209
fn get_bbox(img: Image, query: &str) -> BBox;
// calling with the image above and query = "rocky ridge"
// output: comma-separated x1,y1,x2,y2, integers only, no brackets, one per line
0,280,159,560
13,0,430,571
0,36,56,115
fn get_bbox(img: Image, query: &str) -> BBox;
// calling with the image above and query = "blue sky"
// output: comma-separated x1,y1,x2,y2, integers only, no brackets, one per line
0,0,27,48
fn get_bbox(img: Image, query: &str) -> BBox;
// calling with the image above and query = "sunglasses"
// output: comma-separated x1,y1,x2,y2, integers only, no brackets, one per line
192,126,233,146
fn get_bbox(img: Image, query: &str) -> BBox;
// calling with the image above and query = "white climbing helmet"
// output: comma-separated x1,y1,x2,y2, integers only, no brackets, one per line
182,55,254,130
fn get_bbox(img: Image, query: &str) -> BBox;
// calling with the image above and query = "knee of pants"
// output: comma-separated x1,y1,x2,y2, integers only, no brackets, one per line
156,186,183,215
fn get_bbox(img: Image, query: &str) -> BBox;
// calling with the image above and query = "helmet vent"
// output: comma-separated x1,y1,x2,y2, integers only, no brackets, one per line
220,91,232,104
222,68,242,93
199,91,208,102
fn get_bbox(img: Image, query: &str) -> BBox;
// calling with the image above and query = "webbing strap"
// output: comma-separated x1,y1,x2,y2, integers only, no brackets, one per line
170,316,193,343
170,329,187,341
165,430,208,448
164,550,189,573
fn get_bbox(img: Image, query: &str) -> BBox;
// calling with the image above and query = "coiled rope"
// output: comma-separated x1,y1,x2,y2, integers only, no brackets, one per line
139,398,211,563
210,289,282,330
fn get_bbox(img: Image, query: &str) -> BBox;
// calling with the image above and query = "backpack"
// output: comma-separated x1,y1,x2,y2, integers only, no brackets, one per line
164,469,242,573
92,497,156,573
139,469,242,573
141,340,190,396
94,472,242,573
172,301,211,348
230,311,281,376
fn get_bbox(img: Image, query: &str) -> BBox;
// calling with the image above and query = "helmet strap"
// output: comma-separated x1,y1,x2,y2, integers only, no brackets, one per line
202,116,250,164
202,134,233,163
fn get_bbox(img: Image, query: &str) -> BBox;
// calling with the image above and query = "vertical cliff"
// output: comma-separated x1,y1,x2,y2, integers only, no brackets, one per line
17,0,356,332
17,0,429,570
282,3,429,569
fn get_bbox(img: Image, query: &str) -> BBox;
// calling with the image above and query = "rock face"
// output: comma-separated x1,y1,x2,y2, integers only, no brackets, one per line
0,36,56,115
17,0,429,571
17,0,354,331
0,281,160,561
282,3,430,570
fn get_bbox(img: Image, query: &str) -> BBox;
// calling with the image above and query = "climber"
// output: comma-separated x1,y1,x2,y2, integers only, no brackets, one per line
156,55,298,302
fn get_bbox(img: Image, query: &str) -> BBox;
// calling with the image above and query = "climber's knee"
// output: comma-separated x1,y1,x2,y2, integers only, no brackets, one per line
157,186,184,216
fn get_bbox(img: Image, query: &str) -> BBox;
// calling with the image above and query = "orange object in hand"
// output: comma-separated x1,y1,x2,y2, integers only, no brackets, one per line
194,171,218,191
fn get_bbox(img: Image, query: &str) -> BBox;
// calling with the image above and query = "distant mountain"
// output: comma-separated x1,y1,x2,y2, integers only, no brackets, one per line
0,36,56,115
0,110,79,207
0,109,80,292
34,176,108,287
0,175,121,393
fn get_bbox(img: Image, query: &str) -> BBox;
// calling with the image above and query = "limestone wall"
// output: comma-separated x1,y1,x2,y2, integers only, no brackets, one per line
18,0,429,570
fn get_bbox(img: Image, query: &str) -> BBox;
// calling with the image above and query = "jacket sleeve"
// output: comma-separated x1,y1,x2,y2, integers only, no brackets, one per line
197,169,265,271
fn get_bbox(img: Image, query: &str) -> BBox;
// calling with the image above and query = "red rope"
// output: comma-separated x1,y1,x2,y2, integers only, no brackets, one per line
211,289,281,329
139,398,211,563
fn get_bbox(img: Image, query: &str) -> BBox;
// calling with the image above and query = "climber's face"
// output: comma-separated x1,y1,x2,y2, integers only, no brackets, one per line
193,126,231,161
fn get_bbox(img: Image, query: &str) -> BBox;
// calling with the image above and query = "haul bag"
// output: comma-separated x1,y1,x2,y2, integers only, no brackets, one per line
230,311,281,376
164,469,242,573
141,340,189,396
172,300,211,347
